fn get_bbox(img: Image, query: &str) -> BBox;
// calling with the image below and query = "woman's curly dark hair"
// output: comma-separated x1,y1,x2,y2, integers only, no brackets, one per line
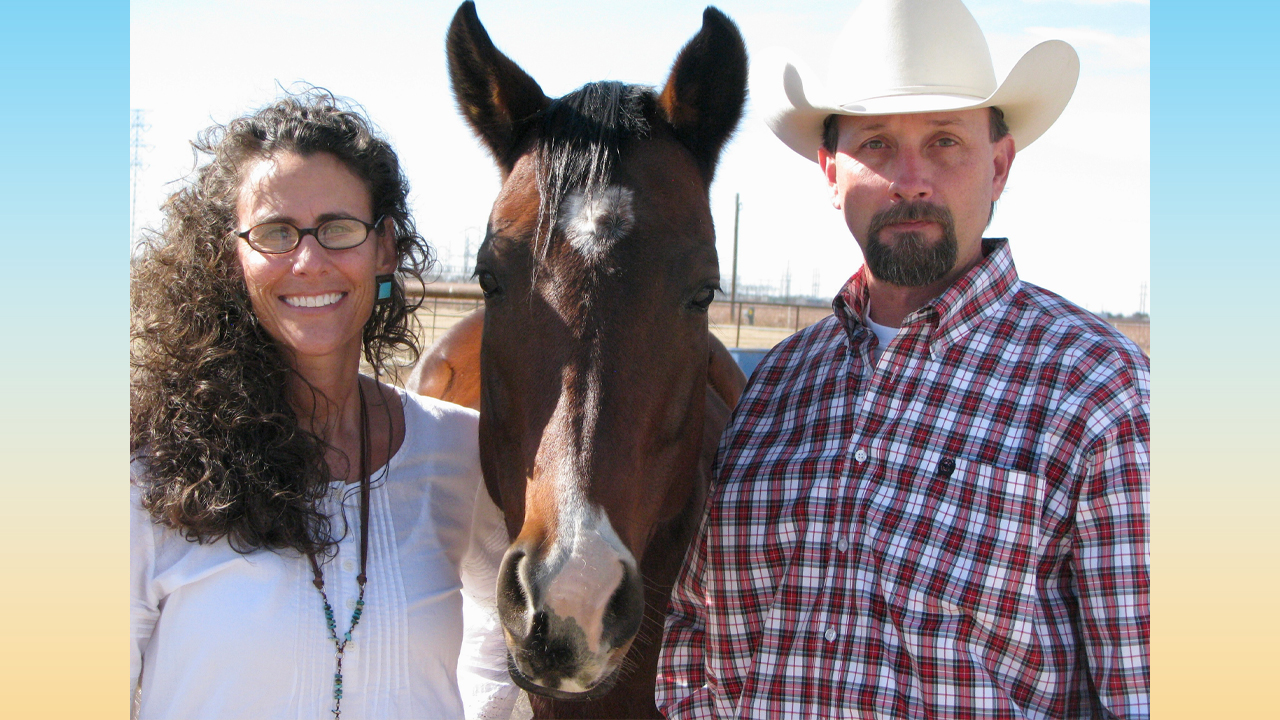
131,89,431,557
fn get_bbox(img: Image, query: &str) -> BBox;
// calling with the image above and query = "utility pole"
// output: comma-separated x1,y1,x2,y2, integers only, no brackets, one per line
463,226,481,278
130,109,150,247
730,193,741,348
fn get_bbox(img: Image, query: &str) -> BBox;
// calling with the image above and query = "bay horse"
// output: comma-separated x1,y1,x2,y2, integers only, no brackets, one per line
408,3,747,717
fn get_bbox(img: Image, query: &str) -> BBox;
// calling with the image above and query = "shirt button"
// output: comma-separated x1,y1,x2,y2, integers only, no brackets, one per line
824,628,838,642
836,537,849,553
854,449,868,463
346,597,356,610
342,559,355,573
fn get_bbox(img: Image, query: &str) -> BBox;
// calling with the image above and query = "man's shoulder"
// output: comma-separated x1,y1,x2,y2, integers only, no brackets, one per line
748,314,849,388
1005,281,1149,392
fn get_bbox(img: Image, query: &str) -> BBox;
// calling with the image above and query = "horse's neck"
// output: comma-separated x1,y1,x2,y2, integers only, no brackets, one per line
646,384,724,589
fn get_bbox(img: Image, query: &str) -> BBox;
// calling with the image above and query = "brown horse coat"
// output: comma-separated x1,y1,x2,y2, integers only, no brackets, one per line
411,3,748,717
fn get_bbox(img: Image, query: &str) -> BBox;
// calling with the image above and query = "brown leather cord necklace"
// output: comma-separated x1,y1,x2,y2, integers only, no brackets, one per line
306,381,372,720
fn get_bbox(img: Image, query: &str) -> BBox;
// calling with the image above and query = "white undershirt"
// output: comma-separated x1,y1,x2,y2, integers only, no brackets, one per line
863,301,901,367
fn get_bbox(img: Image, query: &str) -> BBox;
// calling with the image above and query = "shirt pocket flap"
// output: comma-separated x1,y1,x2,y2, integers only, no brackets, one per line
866,457,1043,621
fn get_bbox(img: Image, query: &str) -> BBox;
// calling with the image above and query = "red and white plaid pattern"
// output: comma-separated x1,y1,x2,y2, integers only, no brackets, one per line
659,240,1149,719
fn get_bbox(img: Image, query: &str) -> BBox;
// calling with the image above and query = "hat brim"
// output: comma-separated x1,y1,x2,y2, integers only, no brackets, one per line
758,40,1079,162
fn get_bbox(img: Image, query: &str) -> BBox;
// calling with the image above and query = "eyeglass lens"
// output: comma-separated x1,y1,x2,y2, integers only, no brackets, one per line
247,218,372,253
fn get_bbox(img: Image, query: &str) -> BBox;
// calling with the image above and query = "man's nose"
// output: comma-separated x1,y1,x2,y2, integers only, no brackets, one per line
889,149,931,202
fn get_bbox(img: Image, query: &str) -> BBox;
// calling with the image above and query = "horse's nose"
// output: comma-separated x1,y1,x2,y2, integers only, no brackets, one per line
495,520,646,694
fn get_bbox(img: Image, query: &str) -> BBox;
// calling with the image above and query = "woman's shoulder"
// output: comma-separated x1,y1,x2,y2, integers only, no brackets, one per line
398,384,479,422
384,387,487,527
397,385,479,438
129,456,155,513
390,385,481,466
129,457,218,573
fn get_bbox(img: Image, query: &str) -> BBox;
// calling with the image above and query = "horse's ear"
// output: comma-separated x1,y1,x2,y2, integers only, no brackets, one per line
447,1,550,175
658,7,748,183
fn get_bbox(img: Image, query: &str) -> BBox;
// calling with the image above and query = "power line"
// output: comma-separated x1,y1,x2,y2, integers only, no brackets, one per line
130,109,151,245
731,193,741,348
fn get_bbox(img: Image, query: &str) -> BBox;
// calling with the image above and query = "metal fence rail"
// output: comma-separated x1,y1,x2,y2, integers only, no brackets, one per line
406,283,832,351
405,283,1150,356
708,299,830,350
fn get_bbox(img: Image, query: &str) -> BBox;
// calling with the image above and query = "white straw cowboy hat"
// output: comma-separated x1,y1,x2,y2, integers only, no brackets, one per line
759,0,1080,161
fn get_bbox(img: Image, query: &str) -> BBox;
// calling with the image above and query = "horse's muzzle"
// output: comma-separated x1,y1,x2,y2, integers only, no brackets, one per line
505,653,623,701
496,534,645,697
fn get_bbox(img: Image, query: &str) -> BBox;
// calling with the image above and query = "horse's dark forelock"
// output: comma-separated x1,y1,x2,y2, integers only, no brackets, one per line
533,81,653,263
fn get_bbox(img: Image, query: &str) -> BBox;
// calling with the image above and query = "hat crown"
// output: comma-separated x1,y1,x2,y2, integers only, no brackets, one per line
827,0,996,106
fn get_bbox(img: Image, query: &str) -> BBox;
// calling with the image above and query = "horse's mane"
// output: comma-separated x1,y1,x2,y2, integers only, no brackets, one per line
534,81,653,263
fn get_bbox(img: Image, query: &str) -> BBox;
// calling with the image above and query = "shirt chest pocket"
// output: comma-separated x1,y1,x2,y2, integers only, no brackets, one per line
863,457,1044,622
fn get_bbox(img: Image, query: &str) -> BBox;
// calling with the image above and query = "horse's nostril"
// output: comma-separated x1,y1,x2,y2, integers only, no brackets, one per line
601,561,645,648
504,554,527,606
498,548,533,639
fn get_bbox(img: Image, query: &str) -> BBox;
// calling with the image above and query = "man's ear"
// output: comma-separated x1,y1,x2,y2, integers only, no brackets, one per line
818,145,842,210
991,134,1015,201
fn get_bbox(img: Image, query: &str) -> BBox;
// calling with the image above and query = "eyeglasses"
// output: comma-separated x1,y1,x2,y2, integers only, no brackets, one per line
237,215,386,254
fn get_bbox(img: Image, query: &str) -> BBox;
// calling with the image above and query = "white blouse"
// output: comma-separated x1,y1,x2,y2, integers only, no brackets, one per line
130,388,519,719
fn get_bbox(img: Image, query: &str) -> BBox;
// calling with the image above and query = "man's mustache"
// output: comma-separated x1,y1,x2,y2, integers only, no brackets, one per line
869,201,954,235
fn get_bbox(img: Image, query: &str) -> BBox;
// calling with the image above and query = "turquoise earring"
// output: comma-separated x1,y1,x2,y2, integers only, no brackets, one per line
375,274,394,303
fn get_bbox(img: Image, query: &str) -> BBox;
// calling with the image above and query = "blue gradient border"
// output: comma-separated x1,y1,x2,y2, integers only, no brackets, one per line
1152,1,1280,716
1,5,126,365
0,0,129,715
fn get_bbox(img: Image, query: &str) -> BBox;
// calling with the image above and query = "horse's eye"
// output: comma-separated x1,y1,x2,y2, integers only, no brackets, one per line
690,285,717,311
476,270,502,298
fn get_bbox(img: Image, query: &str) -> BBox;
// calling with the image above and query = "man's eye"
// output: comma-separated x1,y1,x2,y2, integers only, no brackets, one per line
936,137,958,147
864,139,886,150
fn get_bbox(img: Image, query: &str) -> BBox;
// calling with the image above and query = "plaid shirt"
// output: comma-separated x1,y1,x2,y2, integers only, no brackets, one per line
658,240,1149,719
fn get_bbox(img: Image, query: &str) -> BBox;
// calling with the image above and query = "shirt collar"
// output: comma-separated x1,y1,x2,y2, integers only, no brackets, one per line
832,238,1021,356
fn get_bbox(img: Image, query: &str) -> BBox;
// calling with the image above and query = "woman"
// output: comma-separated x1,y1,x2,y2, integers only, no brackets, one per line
130,91,515,719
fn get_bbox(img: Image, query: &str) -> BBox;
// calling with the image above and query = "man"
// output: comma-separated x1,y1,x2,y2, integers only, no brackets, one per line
656,0,1149,718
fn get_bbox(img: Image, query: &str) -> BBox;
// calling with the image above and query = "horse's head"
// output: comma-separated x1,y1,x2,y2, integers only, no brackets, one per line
446,1,746,699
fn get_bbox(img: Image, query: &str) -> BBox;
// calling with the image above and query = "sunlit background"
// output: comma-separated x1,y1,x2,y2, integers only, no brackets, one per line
130,0,1149,315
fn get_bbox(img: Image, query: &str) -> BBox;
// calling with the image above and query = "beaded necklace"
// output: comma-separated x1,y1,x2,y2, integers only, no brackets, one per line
307,382,372,720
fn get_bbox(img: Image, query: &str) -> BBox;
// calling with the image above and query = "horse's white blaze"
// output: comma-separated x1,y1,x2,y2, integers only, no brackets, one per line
542,500,633,655
521,319,636,686
558,186,635,259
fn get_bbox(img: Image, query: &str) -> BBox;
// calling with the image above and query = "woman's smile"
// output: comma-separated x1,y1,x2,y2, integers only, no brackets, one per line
283,292,346,308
